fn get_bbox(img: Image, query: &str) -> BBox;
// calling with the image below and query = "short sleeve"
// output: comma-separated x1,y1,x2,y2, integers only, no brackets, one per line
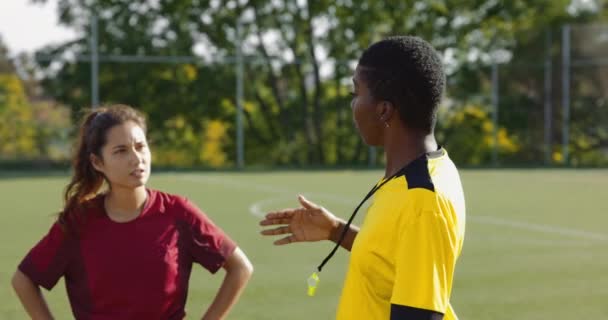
390,192,459,313
18,222,73,290
181,199,237,274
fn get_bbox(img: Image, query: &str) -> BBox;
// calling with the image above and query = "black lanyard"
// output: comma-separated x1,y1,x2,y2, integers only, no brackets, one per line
316,165,408,272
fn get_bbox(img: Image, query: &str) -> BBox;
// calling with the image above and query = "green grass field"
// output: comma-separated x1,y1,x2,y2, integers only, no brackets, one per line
1,169,607,319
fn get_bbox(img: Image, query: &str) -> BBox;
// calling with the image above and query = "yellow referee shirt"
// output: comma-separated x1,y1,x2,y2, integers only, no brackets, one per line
336,148,466,320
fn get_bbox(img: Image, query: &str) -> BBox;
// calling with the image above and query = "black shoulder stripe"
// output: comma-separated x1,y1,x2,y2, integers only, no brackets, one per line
391,304,444,320
402,157,435,192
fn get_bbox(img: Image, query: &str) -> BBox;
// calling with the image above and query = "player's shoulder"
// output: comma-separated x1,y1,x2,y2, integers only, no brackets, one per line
147,188,187,213
394,155,436,194
399,148,460,195
146,188,176,204
148,189,205,221
386,157,450,209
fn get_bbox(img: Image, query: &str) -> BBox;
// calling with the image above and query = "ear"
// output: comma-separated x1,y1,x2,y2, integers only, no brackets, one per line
377,100,396,123
90,153,104,173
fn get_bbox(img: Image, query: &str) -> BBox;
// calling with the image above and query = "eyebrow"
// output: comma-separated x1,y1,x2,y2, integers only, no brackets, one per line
111,140,146,150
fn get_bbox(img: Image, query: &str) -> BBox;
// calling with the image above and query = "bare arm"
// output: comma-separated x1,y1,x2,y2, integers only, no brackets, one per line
201,247,253,320
329,219,359,252
260,195,359,252
11,270,54,320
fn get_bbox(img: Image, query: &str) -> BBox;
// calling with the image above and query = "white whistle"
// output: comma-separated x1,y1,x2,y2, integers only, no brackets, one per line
307,272,320,297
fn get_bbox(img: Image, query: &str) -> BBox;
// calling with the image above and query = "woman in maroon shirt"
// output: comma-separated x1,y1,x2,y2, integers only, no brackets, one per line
12,104,253,320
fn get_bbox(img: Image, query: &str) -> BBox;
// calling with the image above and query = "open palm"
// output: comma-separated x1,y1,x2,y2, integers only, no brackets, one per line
260,195,339,245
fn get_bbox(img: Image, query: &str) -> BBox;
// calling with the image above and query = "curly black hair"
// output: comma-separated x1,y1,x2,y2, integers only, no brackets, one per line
358,36,445,133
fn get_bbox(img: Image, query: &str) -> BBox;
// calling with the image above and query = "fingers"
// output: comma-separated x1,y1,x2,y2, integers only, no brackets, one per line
260,225,291,236
259,218,291,226
274,234,296,245
264,209,295,220
259,210,297,226
260,226,297,245
298,195,319,210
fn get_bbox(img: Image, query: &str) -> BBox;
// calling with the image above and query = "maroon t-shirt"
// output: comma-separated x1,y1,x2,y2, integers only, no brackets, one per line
18,189,237,320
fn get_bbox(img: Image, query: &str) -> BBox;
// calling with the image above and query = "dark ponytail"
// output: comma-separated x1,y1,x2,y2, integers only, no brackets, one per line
59,104,146,233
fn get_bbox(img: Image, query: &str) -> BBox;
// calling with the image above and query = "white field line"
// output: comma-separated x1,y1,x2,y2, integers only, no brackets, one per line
470,215,608,242
178,174,608,243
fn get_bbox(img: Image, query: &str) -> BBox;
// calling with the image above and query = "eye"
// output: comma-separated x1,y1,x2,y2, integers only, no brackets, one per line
114,149,126,154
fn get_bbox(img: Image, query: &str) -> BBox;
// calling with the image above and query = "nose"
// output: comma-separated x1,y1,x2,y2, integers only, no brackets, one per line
129,148,144,165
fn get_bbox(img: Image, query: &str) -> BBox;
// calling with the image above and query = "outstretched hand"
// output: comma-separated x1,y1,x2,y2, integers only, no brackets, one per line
259,195,340,245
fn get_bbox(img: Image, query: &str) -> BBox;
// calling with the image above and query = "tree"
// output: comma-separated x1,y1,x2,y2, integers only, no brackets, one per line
468,0,608,165
33,0,608,166
0,37,71,162
0,36,15,74
0,73,37,158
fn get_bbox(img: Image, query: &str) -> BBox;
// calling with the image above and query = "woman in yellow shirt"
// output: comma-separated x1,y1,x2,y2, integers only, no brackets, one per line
260,36,466,320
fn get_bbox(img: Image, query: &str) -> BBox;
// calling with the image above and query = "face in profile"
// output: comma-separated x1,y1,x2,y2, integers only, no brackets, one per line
91,120,151,190
351,66,384,146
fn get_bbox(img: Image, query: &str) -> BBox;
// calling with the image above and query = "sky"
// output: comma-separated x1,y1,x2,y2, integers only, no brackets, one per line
0,0,76,56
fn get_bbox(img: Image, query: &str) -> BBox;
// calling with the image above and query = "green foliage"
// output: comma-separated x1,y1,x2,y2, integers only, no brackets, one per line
30,101,72,160
151,115,230,168
152,115,201,167
30,0,608,166
0,36,14,74
0,74,72,161
438,104,519,165
0,74,37,158
199,119,230,167
0,35,72,162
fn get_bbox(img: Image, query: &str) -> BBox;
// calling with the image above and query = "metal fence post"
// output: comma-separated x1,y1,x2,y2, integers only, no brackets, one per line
491,63,499,166
544,29,553,165
561,24,571,165
90,14,99,108
369,146,376,167
235,18,245,169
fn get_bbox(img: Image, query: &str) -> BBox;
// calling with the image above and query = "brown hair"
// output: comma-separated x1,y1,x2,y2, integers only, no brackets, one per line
59,104,147,232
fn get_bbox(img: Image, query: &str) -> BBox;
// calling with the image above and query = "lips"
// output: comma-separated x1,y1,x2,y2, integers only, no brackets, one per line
131,169,145,177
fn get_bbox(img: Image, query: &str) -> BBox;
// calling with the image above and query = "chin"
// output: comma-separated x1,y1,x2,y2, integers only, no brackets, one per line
135,178,149,187
128,178,148,189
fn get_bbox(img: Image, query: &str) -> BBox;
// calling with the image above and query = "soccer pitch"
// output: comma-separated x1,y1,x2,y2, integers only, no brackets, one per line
1,169,607,319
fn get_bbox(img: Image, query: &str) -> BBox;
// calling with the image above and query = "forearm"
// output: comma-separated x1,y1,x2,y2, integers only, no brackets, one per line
11,270,54,320
202,249,252,320
330,219,359,251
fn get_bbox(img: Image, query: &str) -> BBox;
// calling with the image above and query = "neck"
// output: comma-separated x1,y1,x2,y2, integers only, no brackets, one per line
383,127,437,178
105,185,148,222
